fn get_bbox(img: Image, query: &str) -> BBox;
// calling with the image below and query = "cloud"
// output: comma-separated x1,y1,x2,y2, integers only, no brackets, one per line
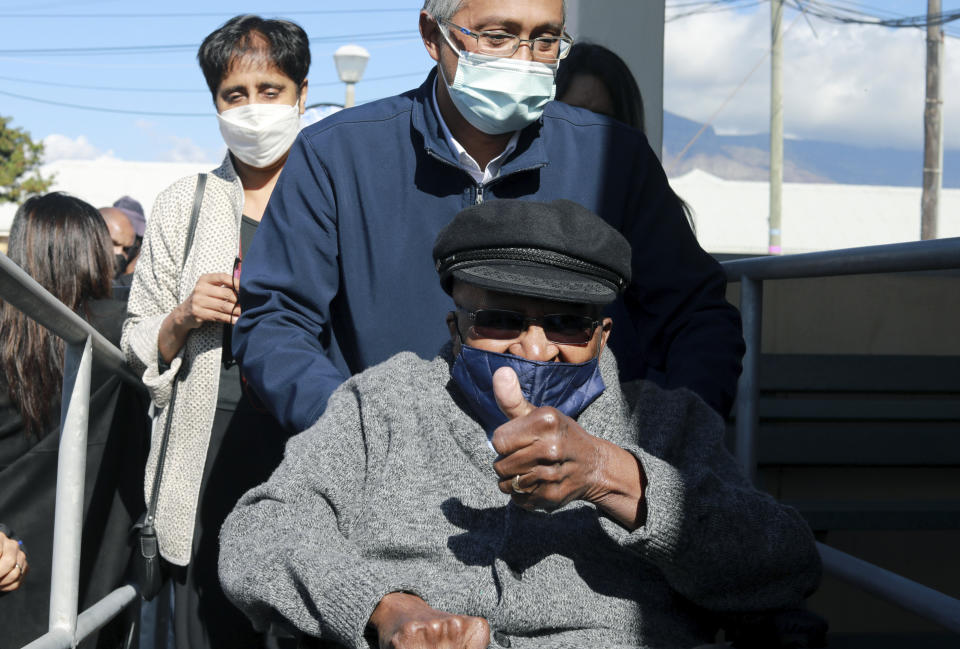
159,135,219,163
665,9,959,149
42,134,116,162
133,120,219,163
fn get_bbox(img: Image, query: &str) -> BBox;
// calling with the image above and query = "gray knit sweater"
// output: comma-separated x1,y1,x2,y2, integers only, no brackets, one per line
219,346,820,649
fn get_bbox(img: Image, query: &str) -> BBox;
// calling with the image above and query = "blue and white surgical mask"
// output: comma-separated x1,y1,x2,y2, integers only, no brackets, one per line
440,49,557,135
451,344,606,434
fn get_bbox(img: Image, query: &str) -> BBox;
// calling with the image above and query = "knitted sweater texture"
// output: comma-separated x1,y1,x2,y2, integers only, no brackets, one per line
219,346,820,649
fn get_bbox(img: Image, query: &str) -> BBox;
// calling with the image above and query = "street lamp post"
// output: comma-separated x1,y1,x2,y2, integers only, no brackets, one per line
333,44,370,108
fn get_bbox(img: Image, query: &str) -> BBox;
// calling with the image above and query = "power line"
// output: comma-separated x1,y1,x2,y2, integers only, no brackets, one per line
784,0,960,28
0,70,431,116
0,71,429,93
667,0,960,35
0,88,210,116
0,7,418,18
666,6,807,172
666,0,767,22
0,30,418,56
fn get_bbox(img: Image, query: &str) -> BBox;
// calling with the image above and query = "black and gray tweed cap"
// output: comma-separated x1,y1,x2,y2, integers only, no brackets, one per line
433,199,631,305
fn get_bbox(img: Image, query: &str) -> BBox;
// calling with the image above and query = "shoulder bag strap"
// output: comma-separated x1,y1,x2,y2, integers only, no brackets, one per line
145,173,207,525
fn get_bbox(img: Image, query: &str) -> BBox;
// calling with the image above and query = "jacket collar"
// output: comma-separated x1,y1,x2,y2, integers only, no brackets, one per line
211,151,245,221
410,67,549,178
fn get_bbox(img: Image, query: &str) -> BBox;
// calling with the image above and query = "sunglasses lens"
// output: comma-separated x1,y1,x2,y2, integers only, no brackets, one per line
471,310,525,339
463,308,596,345
543,314,595,345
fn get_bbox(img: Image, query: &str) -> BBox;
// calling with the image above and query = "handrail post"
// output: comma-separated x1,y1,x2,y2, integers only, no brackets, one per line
735,276,763,485
48,335,93,640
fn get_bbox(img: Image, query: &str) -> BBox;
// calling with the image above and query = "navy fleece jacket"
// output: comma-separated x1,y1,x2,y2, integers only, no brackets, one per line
233,71,744,432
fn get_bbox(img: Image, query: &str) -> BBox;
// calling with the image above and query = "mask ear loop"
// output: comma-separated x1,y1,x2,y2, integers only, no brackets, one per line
433,17,464,89
589,316,607,361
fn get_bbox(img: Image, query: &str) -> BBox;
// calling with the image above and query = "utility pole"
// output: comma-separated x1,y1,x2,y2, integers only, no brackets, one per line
769,0,784,254
921,0,943,240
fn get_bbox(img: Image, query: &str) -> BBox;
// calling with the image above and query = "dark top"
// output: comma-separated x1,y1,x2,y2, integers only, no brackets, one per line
0,297,149,648
233,70,744,433
217,215,259,410
112,272,133,302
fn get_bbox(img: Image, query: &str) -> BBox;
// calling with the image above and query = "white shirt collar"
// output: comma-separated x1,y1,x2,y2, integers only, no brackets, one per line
432,79,519,186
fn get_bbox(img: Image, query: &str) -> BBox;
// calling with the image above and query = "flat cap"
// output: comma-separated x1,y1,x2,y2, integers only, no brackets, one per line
433,199,631,305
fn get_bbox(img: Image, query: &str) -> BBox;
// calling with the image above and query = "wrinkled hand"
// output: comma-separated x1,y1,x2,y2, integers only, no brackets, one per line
176,272,240,329
491,367,646,527
371,592,489,649
491,366,611,511
0,532,28,592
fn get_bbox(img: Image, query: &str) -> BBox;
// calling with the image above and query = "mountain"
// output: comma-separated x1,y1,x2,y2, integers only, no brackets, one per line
662,111,960,188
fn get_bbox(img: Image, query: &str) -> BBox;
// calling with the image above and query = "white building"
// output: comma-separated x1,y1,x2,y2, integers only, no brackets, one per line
3,159,958,256
671,169,960,254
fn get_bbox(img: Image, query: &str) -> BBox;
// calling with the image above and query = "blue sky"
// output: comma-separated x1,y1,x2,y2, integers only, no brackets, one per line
3,0,960,162
0,1,431,161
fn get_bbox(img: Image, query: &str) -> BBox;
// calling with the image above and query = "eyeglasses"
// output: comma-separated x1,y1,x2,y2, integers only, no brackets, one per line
438,18,573,63
456,306,600,346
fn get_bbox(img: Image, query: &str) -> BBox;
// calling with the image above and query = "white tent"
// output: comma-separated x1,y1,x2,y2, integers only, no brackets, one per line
4,161,959,255
1,157,213,234
671,169,960,254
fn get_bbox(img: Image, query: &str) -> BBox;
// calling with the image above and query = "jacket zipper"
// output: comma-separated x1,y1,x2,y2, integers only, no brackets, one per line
424,146,548,206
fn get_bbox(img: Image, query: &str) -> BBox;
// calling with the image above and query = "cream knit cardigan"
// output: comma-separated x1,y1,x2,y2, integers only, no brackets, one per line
121,155,243,565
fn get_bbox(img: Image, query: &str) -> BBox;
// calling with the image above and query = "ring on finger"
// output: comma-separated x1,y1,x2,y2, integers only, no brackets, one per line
511,474,533,495
15,562,23,576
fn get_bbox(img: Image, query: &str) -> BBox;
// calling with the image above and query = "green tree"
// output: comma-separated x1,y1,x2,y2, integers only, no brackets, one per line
0,116,54,204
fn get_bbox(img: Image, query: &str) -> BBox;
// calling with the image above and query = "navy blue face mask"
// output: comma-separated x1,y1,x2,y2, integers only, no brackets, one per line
451,343,606,433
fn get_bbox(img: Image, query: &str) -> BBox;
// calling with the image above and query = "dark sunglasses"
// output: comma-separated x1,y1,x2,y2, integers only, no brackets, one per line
456,306,600,346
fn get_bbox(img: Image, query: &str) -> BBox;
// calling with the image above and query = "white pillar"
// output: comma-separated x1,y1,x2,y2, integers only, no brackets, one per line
565,0,666,158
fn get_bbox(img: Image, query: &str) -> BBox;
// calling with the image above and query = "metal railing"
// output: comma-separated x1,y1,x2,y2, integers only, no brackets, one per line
723,236,960,635
5,233,960,645
0,251,144,649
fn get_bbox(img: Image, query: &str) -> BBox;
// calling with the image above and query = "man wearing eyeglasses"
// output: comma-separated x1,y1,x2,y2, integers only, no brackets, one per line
232,0,745,436
220,199,819,649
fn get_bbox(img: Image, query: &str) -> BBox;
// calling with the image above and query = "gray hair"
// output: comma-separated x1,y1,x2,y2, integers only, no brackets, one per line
421,0,565,23
422,0,463,22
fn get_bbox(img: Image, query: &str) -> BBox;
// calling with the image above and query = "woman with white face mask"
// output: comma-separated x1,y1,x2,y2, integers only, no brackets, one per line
120,14,309,649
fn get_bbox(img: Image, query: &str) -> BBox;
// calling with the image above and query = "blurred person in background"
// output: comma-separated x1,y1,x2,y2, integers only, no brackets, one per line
556,41,696,234
108,195,147,301
100,206,139,301
555,41,645,131
113,195,147,275
0,192,147,648
121,14,309,649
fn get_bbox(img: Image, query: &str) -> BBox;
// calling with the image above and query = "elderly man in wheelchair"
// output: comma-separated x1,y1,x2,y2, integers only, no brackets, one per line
219,199,823,649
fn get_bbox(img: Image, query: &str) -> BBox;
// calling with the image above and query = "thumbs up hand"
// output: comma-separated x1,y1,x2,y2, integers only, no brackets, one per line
490,366,611,512
490,366,647,528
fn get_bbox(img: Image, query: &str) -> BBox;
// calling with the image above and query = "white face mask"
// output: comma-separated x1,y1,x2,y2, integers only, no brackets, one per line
217,102,301,169
441,49,558,135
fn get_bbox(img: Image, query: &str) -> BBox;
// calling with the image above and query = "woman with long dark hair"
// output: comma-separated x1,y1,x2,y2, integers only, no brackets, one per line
0,192,144,648
556,42,696,234
556,42,646,131
0,192,116,436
